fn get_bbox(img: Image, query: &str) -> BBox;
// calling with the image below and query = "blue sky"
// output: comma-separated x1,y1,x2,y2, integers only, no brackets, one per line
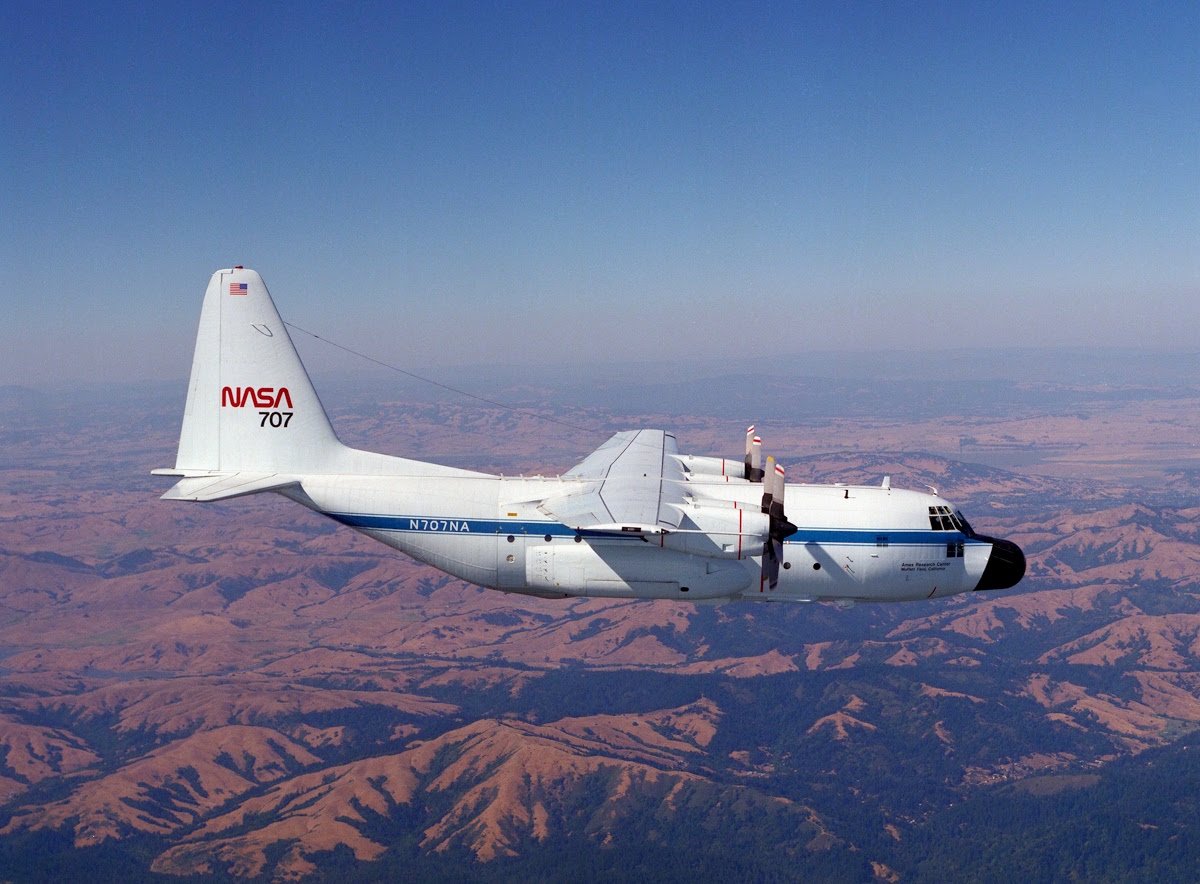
2,1,1197,385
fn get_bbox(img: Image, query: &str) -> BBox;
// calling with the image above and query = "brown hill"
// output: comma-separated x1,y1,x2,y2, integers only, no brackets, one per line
806,696,878,740
0,715,100,783
887,585,1141,644
1,726,320,846
1038,614,1200,670
14,676,455,736
1028,504,1200,587
151,700,832,879
1022,674,1173,750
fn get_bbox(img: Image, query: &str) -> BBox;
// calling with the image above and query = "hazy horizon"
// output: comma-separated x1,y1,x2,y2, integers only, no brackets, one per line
5,341,1200,395
3,3,1197,386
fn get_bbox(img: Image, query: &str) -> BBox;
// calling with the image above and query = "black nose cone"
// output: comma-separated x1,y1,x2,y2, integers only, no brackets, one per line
975,537,1026,591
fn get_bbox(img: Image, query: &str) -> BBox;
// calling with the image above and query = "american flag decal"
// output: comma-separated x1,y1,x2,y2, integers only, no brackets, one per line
229,282,248,296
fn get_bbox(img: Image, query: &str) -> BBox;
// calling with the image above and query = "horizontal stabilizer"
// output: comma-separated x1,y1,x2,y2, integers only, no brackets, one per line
154,470,300,502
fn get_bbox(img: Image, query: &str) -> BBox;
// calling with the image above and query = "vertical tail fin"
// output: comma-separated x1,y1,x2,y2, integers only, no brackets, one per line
170,267,343,473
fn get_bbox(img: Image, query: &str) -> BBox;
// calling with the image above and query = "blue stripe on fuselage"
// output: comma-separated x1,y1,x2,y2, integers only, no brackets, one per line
325,512,982,547
328,513,574,536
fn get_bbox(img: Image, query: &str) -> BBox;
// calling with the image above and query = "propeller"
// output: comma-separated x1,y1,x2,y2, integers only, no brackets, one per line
759,456,799,590
744,425,764,482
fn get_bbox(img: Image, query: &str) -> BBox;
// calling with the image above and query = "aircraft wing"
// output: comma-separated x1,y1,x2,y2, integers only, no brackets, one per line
540,430,688,533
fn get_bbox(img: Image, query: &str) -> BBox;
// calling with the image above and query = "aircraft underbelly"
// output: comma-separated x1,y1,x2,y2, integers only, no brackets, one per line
360,528,499,588
524,542,756,599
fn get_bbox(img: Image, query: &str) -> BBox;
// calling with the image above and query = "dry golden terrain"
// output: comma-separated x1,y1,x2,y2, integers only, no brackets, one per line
1,377,1198,879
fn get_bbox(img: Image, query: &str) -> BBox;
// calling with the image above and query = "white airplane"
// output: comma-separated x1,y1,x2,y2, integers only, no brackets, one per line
154,268,1025,604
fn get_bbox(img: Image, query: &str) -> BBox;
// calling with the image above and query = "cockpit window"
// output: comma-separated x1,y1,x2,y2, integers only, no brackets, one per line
929,505,967,533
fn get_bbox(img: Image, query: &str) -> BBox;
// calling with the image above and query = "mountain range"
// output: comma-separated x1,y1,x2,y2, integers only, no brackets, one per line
1,379,1198,880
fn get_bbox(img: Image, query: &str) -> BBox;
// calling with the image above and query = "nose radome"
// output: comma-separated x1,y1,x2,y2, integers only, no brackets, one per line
975,537,1026,591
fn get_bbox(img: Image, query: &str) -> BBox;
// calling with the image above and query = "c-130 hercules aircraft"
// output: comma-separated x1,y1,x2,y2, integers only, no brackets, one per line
154,268,1025,604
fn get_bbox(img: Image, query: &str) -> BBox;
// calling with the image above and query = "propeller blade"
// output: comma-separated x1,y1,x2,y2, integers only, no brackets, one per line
759,458,798,590
768,461,796,540
745,427,764,482
760,540,778,591
760,455,775,514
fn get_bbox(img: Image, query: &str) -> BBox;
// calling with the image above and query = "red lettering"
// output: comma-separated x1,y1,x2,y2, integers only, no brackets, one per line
220,386,249,407
220,386,293,408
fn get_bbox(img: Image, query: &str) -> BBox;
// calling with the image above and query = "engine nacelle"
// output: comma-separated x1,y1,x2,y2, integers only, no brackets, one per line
673,454,750,481
662,503,770,559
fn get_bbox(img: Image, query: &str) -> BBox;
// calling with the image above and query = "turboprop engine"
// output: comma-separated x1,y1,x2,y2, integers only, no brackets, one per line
661,502,771,559
672,427,799,588
673,426,763,482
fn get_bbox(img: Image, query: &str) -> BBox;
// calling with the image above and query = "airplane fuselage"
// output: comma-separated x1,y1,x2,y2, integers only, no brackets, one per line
283,470,1005,603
